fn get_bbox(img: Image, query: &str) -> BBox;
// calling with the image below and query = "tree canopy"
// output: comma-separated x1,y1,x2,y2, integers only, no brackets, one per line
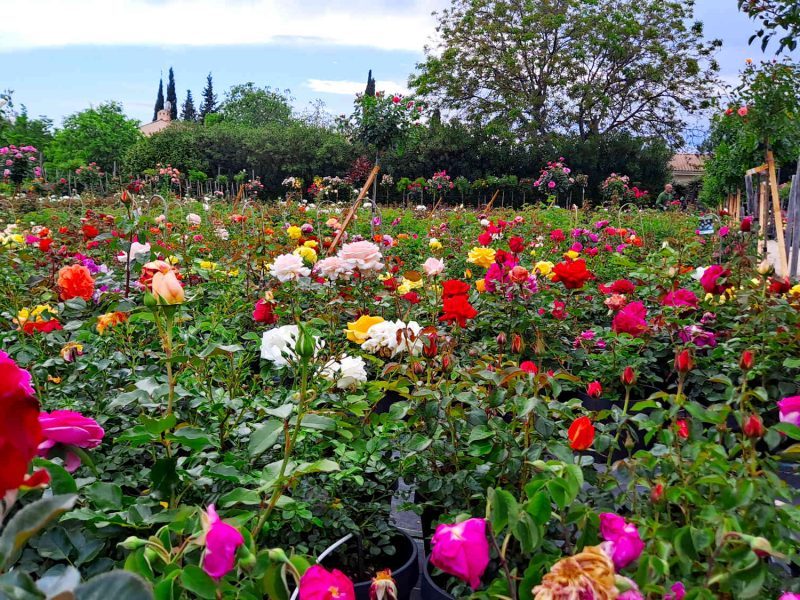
411,0,721,146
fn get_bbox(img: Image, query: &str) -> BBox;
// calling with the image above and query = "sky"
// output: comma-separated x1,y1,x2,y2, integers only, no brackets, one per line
1,0,796,128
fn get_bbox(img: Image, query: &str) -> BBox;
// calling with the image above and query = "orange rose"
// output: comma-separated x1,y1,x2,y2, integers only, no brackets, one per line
152,270,185,304
57,264,95,301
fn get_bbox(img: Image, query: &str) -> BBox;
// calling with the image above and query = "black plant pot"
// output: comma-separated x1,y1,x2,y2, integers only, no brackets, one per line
420,560,454,600
320,529,420,600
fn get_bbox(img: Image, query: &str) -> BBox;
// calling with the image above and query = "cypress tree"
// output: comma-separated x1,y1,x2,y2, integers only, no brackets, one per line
199,73,217,122
166,67,178,120
365,70,376,97
181,90,197,122
153,78,164,121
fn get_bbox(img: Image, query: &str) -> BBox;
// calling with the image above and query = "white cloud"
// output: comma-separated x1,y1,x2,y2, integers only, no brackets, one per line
1,0,443,53
306,79,410,96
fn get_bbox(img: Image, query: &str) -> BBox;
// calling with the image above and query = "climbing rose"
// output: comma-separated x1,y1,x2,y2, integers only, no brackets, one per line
430,518,490,590
201,504,245,580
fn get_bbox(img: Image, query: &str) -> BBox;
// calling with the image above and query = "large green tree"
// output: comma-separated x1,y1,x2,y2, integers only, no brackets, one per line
220,83,294,128
199,73,218,122
0,91,53,150
181,90,197,122
48,102,141,171
153,78,164,121
411,0,720,145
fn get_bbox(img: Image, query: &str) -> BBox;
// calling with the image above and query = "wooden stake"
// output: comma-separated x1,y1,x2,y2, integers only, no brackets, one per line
484,189,501,212
767,150,789,276
326,165,380,256
759,181,768,258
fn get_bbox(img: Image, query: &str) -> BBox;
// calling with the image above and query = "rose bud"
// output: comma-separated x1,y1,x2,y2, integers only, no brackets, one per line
496,332,507,349
587,381,602,398
441,354,453,371
743,414,765,439
422,332,438,358
650,483,664,502
621,366,636,386
739,350,754,371
510,333,524,354
675,350,694,373
676,419,689,439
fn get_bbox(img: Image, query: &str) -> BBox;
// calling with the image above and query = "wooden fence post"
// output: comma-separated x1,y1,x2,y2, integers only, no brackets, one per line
766,151,789,277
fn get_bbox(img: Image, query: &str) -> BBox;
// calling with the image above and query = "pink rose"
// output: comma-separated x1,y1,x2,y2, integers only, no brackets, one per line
662,288,699,310
201,504,245,580
612,301,648,337
700,264,730,294
38,410,104,472
338,241,384,273
430,517,490,590
599,513,645,569
0,350,35,401
779,396,800,427
299,565,356,600
422,257,445,277
315,256,353,281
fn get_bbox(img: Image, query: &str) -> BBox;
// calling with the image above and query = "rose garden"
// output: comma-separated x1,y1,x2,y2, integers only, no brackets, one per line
2,1,800,599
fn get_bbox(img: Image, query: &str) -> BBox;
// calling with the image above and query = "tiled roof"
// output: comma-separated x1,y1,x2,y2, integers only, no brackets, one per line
669,153,708,173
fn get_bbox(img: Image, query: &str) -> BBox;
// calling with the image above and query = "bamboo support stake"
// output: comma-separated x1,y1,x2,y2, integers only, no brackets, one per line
767,151,789,276
326,165,380,256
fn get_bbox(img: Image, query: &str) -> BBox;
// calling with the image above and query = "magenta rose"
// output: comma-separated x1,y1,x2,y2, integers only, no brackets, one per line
599,513,645,569
299,565,356,600
662,288,699,310
201,504,245,580
611,301,648,337
430,517,490,590
0,350,35,401
700,264,730,294
38,410,104,471
779,396,800,427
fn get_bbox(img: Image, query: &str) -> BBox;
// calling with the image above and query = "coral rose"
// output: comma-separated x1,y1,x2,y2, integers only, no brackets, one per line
152,270,185,304
57,264,95,301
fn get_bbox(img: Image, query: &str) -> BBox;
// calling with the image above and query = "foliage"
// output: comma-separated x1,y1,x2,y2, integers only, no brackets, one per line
166,67,178,121
0,92,53,152
199,73,218,122
739,0,800,53
220,83,294,128
181,90,198,122
411,0,720,145
47,103,141,172
152,78,164,123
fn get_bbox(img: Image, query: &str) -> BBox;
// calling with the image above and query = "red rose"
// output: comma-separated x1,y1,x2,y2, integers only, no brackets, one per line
621,366,636,386
81,224,99,239
739,350,754,371
587,381,602,398
252,299,278,324
568,416,595,450
403,291,421,304
552,259,593,290
520,361,538,374
675,350,694,373
743,414,764,439
440,295,478,327
23,320,63,335
768,277,792,294
508,236,525,254
442,279,470,299
599,279,635,295
611,301,647,337
676,419,689,439
477,231,491,246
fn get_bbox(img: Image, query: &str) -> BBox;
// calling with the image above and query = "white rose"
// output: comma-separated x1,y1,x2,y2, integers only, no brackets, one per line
270,253,311,282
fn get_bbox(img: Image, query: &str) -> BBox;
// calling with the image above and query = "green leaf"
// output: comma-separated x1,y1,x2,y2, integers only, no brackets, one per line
169,427,216,451
151,457,179,499
264,404,294,420
488,488,519,534
142,414,177,436
75,571,154,600
525,492,552,526
512,512,541,553
180,565,217,600
248,420,283,457
0,571,45,600
0,494,77,570
297,414,336,431
85,482,122,510
774,422,800,440
217,488,261,508
32,458,77,495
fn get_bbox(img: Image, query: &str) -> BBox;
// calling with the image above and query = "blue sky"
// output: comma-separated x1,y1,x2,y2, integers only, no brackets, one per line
1,0,796,127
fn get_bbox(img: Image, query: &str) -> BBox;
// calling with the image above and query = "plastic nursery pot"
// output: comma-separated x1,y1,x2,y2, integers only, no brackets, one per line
319,529,420,600
420,559,455,600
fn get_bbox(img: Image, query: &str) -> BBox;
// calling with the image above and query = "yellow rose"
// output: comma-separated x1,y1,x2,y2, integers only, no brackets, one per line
563,250,580,260
303,240,319,248
227,268,240,277
294,246,318,264
200,261,217,270
287,226,302,240
534,261,554,277
789,284,800,298
475,279,486,293
467,247,496,269
346,315,385,344
429,238,442,251
166,255,180,265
